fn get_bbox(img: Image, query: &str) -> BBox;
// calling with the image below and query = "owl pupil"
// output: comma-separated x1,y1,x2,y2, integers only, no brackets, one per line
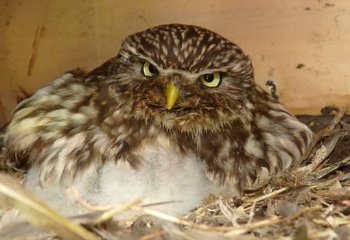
149,64,158,74
203,74,214,82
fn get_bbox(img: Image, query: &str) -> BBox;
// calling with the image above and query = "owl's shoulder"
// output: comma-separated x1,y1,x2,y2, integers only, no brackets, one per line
2,73,128,177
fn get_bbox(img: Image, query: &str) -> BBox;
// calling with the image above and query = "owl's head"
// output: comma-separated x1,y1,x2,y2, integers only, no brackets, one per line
103,24,255,133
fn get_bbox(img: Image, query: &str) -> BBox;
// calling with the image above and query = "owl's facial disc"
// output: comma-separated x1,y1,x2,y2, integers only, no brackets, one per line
115,24,257,131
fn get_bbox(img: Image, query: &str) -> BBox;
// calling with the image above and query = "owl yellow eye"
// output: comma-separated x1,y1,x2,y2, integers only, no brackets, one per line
142,62,159,77
200,72,221,88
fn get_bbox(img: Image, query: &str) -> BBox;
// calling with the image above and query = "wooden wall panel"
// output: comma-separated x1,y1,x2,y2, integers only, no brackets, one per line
1,0,349,125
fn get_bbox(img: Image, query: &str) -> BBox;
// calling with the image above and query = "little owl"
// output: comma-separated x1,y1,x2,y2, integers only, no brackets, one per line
1,24,313,217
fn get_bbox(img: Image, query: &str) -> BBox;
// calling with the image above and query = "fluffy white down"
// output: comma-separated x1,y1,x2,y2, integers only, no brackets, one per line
24,135,219,218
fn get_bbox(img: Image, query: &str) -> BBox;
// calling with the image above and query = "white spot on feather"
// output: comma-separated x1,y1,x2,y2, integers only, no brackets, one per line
244,135,264,159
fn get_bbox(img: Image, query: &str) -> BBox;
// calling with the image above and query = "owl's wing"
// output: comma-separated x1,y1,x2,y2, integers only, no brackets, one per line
1,73,127,185
199,86,314,196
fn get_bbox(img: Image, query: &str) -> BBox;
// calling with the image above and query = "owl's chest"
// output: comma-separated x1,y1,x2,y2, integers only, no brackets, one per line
25,134,218,217
84,134,218,215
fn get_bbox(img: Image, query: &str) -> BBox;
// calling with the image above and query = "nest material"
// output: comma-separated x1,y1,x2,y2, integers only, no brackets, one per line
0,107,350,240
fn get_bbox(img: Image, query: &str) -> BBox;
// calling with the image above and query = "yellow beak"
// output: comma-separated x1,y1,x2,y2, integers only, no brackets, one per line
165,82,180,110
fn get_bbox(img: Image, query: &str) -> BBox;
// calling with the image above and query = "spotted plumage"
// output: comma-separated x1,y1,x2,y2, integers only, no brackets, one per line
1,24,313,216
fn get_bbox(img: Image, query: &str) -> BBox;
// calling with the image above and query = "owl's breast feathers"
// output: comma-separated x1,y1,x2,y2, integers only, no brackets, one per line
1,72,313,194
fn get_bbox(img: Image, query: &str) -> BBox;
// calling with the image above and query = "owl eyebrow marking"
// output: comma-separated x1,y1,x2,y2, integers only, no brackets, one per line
160,68,227,81
161,69,198,79
138,57,161,69
137,55,221,78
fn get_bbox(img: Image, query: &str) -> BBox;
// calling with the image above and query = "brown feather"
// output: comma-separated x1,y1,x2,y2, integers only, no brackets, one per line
2,24,313,198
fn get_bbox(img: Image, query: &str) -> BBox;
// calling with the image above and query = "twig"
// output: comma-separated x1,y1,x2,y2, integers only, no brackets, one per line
67,187,113,211
313,156,350,180
245,187,289,203
67,187,144,224
296,106,348,168
139,230,166,240
225,203,322,236
247,200,256,224
170,229,197,240
283,205,322,222
93,199,143,224
134,206,281,232
224,216,281,236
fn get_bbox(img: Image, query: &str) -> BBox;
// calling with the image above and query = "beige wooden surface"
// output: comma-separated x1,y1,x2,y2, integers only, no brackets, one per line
1,0,349,125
